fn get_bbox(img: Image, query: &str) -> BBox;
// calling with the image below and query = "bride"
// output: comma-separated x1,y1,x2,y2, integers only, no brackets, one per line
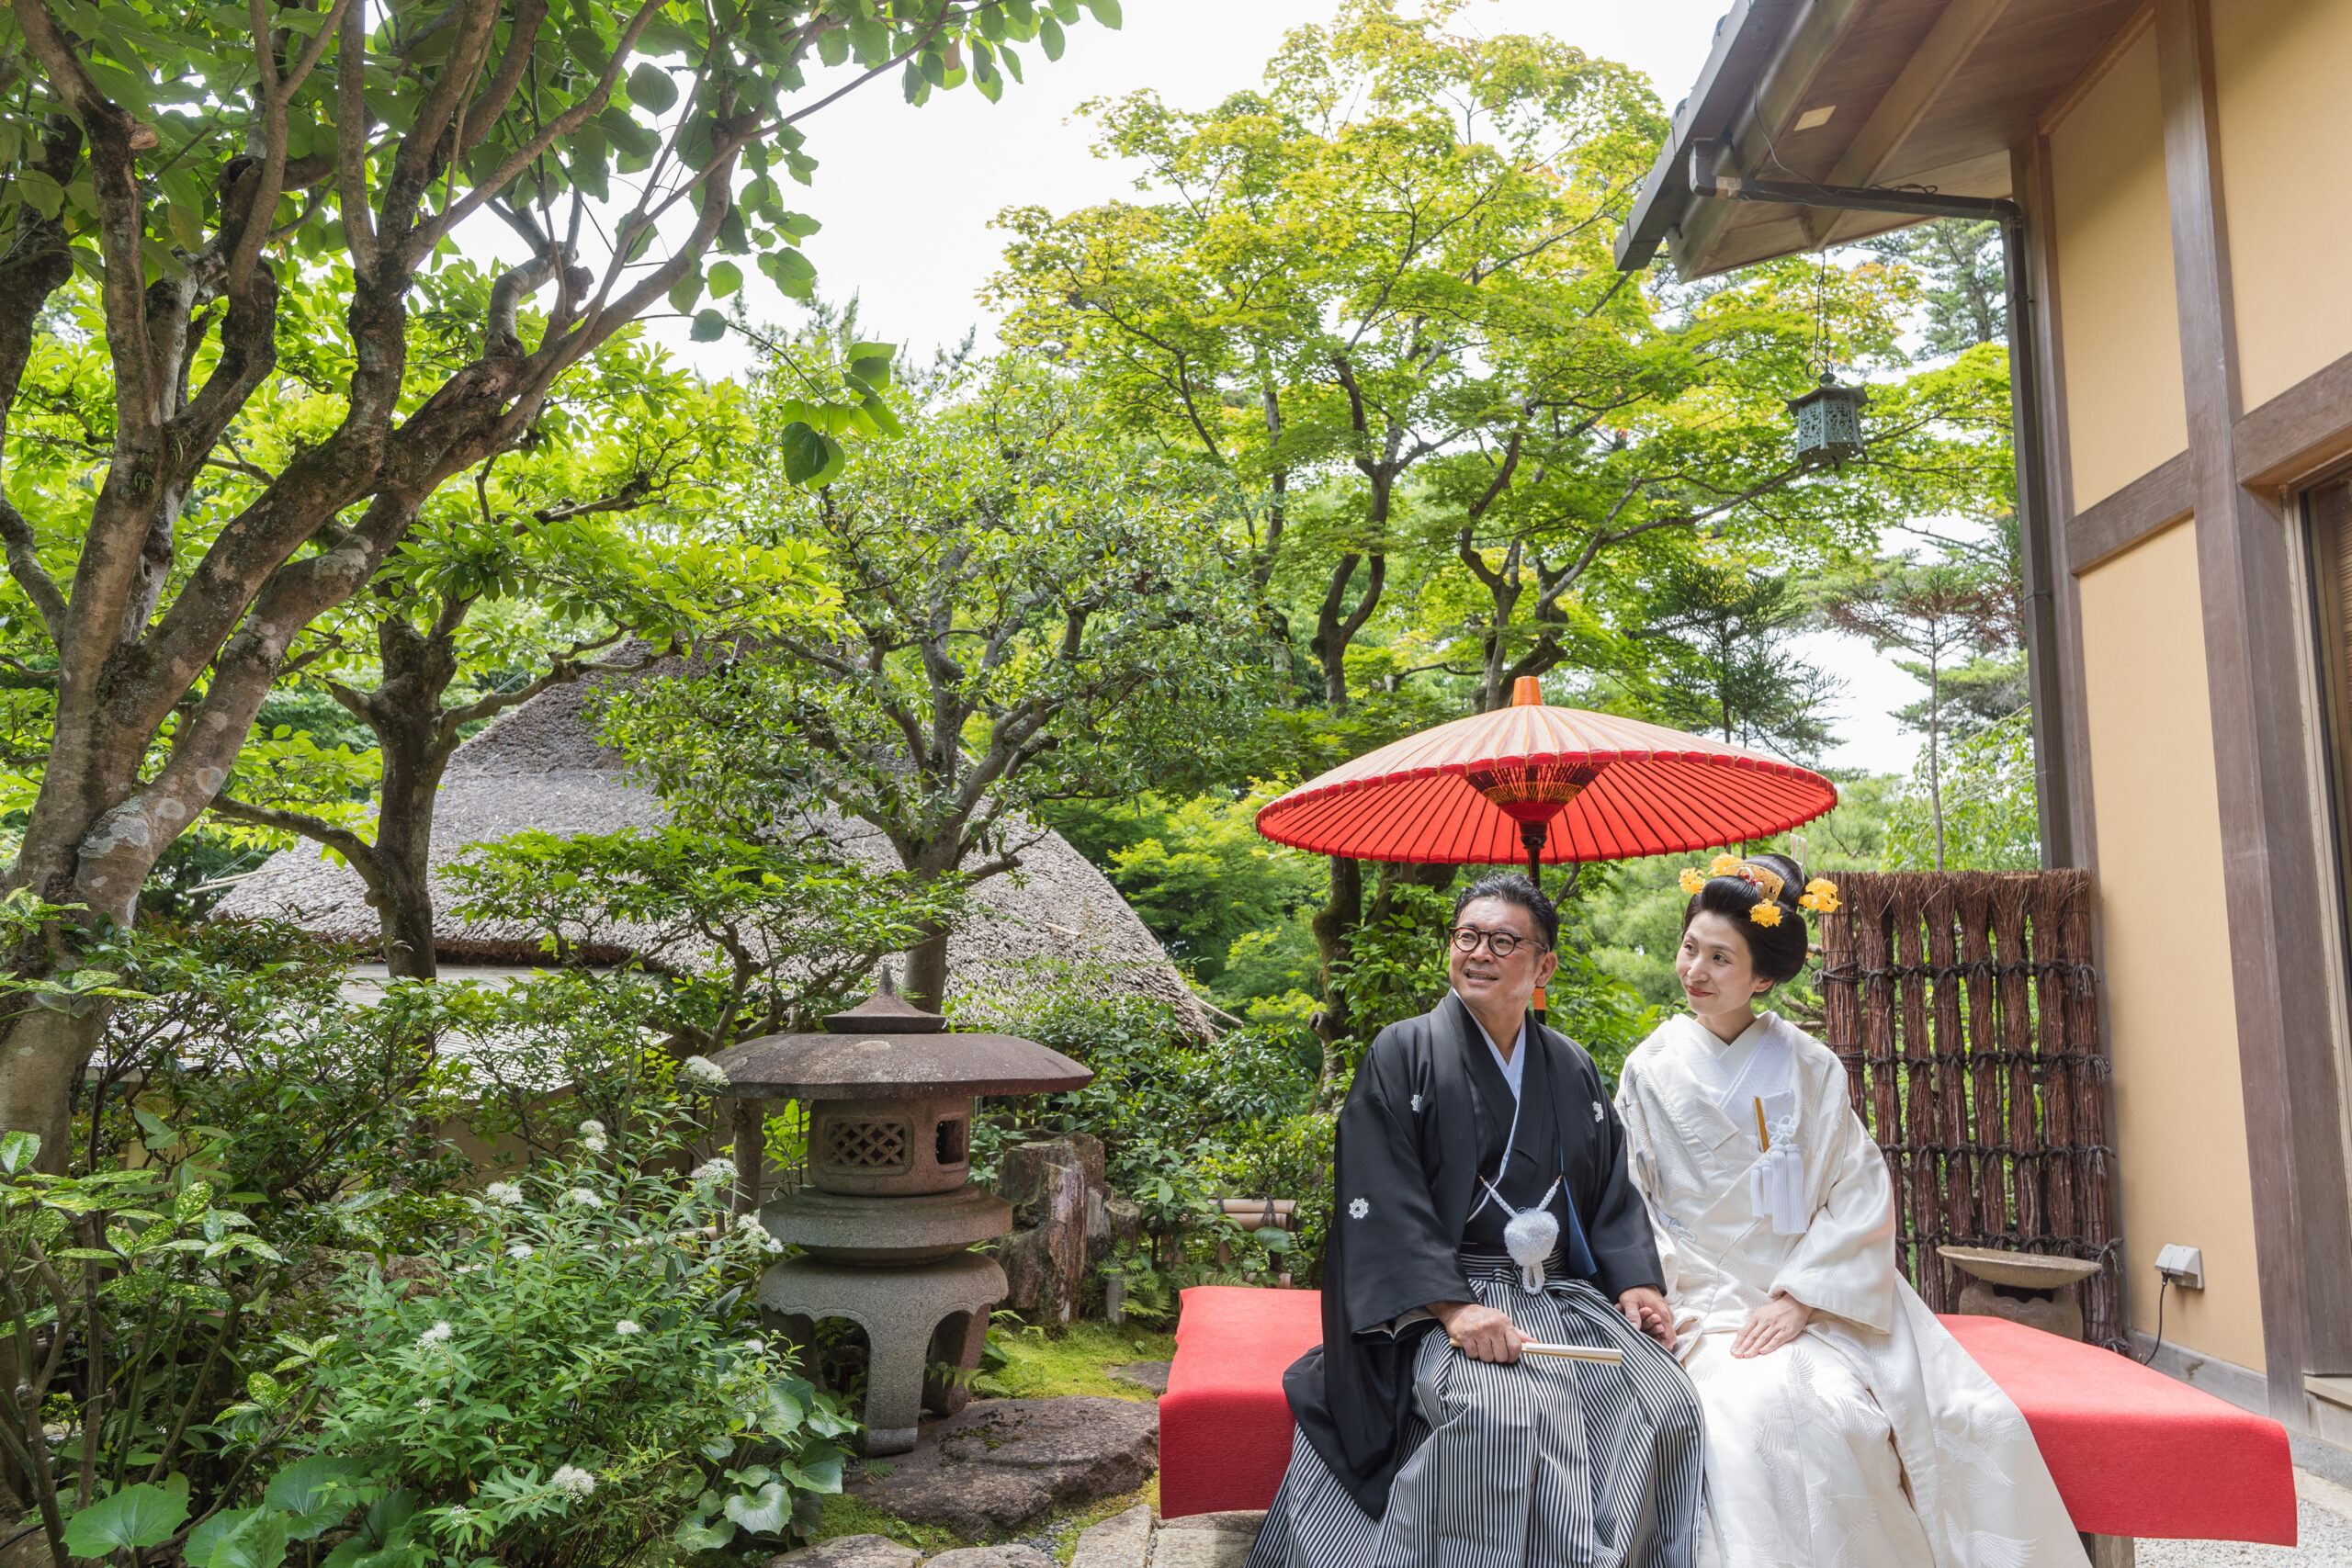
1614,853,2087,1568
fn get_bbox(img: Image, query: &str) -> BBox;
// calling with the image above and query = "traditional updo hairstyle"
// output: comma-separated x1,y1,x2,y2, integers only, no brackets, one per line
1680,852,1810,988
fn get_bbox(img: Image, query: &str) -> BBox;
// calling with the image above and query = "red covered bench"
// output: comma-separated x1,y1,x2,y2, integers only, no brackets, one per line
1161,1286,2299,1545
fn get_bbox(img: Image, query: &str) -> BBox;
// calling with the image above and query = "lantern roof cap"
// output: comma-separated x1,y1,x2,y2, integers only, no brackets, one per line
1786,372,1868,412
706,987,1093,1100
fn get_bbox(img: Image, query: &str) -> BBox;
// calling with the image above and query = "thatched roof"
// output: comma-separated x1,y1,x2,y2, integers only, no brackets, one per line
212,671,1208,1031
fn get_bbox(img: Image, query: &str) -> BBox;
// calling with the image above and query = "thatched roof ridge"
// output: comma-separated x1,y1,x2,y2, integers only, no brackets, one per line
212,669,1207,1031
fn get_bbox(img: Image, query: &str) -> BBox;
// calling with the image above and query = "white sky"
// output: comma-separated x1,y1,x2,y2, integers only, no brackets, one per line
628,0,1928,777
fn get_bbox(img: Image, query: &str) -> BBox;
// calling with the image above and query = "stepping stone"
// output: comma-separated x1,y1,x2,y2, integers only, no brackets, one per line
1108,1361,1171,1395
921,1548,1056,1567
764,1537,922,1568
1152,1511,1267,1568
854,1396,1159,1540
1069,1504,1154,1568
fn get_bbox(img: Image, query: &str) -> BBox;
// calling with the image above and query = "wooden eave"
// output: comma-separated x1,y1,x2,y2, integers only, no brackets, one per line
1616,0,2147,278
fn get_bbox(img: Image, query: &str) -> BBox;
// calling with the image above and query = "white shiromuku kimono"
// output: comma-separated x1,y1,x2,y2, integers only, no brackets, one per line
1615,1011,2088,1568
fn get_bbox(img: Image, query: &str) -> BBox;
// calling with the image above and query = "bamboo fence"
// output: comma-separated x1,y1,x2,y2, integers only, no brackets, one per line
1815,870,2124,1351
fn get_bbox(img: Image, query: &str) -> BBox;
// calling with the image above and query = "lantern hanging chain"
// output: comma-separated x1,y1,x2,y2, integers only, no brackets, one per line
1814,248,1831,380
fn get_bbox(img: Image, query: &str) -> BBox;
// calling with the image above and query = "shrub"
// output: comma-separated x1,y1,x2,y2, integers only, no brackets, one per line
245,1120,854,1567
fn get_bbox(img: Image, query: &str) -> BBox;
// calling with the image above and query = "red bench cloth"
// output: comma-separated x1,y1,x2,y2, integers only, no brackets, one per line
1160,1286,2299,1543
1938,1314,2296,1545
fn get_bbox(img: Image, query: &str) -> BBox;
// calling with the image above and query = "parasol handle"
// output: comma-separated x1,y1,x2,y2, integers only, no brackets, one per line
1520,819,1550,1024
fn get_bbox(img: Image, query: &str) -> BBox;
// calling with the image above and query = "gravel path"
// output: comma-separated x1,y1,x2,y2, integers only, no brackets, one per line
2137,1474,2352,1566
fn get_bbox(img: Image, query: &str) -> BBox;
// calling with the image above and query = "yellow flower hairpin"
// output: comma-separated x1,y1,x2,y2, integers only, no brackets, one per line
1679,856,1786,909
1748,901,1782,928
1798,877,1842,915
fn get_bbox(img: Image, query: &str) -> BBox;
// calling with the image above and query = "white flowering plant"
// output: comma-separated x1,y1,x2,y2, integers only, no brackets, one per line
241,1118,854,1565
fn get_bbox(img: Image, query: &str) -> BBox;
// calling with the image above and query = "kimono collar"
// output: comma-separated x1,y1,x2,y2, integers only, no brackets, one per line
1451,988,1527,1100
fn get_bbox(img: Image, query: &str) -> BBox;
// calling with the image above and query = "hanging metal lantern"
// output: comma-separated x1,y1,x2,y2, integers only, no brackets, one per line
1787,372,1867,465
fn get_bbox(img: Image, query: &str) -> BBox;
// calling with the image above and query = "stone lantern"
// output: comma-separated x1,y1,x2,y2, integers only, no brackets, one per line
1787,371,1867,464
709,991,1091,1453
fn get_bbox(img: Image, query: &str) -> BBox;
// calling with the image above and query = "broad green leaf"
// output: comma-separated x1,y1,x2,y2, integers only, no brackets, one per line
722,1481,791,1534
707,260,742,299
691,310,727,342
62,1483,190,1556
1039,15,1065,61
777,422,830,485
673,1514,736,1551
668,269,702,314
626,62,678,114
265,1455,368,1540
203,1506,290,1568
1081,0,1121,25
0,1130,38,1175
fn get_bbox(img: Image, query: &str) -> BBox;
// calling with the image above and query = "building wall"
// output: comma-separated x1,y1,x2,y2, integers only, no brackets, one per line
2074,520,2266,1372
2211,0,2352,411
2047,27,2187,508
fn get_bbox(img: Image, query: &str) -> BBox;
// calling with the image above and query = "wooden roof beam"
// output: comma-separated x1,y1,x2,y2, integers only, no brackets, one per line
1834,0,2014,187
1673,0,1872,276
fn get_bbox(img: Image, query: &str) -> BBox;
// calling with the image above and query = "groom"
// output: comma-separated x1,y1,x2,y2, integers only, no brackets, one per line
1249,874,1704,1568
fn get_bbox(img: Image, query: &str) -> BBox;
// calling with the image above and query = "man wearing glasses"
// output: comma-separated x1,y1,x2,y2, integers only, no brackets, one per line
1250,874,1702,1568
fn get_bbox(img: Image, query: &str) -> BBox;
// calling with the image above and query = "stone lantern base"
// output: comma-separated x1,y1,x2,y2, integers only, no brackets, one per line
758,1249,1005,1454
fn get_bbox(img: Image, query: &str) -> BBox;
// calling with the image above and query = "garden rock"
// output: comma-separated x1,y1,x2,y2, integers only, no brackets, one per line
1069,1503,1154,1568
763,1535,923,1568
1107,1360,1170,1395
995,1136,1102,1321
919,1547,1056,1567
853,1395,1159,1539
1152,1511,1266,1568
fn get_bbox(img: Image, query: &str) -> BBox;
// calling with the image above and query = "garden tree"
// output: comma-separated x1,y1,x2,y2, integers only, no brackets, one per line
447,825,946,1028
595,354,1271,1009
1862,218,2006,355
1629,554,1836,762
202,350,832,978
990,1,1967,1069
0,0,1116,1157
1820,556,2014,870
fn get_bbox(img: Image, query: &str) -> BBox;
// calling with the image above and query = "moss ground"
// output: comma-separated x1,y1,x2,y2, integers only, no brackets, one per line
810,1318,1180,1557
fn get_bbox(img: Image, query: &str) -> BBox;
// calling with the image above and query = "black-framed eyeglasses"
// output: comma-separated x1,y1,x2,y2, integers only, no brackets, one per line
1449,925,1549,959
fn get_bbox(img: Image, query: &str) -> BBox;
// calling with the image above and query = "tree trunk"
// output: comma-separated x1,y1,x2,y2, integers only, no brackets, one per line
1310,854,1363,1102
902,920,950,1014
0,1008,100,1175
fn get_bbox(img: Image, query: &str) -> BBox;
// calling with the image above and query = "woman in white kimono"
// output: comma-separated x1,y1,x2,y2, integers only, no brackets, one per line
1615,853,2088,1568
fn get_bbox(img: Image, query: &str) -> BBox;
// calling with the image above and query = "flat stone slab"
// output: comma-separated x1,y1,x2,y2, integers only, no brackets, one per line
1154,1512,1266,1568
921,1548,1056,1568
1069,1504,1154,1568
764,1537,922,1568
853,1396,1159,1540
1107,1361,1170,1395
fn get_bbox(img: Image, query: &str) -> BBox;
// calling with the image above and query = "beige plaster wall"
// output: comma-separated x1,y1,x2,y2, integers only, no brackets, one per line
2048,28,2187,508
2075,519,2265,1371
2213,0,2352,411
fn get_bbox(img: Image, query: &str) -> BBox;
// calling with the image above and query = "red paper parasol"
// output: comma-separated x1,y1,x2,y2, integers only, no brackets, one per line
1256,677,1838,882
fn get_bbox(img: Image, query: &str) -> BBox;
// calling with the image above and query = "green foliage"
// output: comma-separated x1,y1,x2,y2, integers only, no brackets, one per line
603,354,1273,855
258,1119,854,1566
1885,709,2039,871
446,825,958,1055
1629,555,1838,762
1069,791,1326,984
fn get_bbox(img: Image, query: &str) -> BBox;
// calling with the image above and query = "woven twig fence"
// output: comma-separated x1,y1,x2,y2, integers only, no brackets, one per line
1816,870,2124,1352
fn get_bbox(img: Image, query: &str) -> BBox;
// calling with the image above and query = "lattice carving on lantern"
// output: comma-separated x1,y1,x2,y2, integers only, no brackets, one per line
825,1118,910,1171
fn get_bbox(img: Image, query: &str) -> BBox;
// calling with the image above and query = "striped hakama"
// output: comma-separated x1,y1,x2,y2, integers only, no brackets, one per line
1250,1263,1706,1568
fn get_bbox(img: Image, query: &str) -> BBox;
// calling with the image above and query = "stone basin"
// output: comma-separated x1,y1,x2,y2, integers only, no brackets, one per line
762,1183,1013,1265
1937,1246,2103,1291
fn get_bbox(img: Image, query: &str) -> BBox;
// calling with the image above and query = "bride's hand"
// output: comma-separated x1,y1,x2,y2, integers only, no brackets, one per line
1730,1293,1811,1359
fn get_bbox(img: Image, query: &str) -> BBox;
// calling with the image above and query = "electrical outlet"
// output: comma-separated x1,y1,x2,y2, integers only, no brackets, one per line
2154,1244,2205,1290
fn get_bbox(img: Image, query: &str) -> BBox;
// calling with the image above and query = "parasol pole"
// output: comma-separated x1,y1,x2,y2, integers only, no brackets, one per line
1521,819,1551,1025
